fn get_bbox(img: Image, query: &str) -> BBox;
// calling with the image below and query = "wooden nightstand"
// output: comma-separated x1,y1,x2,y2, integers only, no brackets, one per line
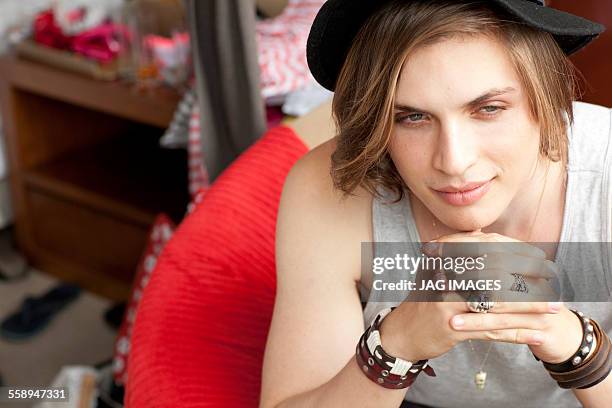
0,56,189,300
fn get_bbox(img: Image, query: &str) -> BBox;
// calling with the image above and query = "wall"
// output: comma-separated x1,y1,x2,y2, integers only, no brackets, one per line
549,0,612,107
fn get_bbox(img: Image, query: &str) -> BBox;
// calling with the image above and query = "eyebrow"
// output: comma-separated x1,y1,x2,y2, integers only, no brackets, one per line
394,86,517,113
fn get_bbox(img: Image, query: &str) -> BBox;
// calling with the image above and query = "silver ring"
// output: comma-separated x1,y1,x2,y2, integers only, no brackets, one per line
510,273,529,293
467,293,495,313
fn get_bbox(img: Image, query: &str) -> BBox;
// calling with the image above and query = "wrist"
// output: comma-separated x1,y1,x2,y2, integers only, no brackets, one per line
356,307,436,390
548,308,585,364
378,308,424,362
533,309,612,390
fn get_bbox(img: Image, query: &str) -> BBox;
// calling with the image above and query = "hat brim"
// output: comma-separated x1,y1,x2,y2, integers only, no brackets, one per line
307,0,606,91
493,0,605,53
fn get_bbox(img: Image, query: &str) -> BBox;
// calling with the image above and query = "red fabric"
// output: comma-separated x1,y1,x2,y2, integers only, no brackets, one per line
34,10,73,50
33,9,126,63
126,125,308,407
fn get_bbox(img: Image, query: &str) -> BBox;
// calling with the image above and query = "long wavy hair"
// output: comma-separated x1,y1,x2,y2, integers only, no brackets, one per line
330,0,580,202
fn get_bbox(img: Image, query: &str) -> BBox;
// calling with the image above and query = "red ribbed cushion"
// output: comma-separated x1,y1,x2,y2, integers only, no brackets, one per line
126,125,308,407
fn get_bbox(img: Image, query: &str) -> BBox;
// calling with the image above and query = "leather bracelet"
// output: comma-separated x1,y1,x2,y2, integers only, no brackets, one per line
556,346,609,389
537,313,612,389
565,353,612,389
355,308,436,389
370,309,432,373
356,333,416,389
550,319,609,382
555,324,612,389
577,368,612,389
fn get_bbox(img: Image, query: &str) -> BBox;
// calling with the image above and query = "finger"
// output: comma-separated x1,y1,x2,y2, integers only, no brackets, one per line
493,273,560,301
433,231,520,243
422,236,546,260
428,230,485,241
445,272,559,303
452,289,557,305
484,301,563,314
450,313,552,332
461,328,545,346
446,263,554,285
440,292,473,306
478,253,557,279
434,297,554,317
453,289,559,305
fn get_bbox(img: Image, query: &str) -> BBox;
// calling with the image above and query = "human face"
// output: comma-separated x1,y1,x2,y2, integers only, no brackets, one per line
389,35,541,231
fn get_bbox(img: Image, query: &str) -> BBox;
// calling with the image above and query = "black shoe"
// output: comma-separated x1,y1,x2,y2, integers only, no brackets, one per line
1,284,81,341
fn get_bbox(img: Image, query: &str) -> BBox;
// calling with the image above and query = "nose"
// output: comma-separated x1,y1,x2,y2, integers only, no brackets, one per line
432,118,478,176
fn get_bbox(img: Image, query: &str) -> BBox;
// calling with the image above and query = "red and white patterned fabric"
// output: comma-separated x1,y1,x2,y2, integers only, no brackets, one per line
186,0,324,200
188,103,210,198
186,104,292,199
256,0,325,99
112,214,175,386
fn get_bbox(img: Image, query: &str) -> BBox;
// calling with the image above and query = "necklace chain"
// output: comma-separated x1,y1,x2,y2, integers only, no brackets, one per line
431,162,551,382
468,339,494,372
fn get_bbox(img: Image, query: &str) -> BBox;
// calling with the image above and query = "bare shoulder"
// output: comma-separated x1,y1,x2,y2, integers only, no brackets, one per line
278,138,373,283
262,138,373,407
284,137,372,209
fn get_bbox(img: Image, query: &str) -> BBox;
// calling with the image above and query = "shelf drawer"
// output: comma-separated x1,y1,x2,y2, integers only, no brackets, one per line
27,188,148,283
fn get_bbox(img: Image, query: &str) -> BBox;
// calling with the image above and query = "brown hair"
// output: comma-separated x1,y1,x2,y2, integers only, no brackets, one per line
330,0,580,202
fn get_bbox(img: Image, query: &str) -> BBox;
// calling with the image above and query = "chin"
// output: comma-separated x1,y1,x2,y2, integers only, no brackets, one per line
438,214,487,232
434,203,501,232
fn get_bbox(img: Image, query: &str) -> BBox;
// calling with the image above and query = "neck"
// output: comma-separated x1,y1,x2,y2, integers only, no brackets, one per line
482,158,566,242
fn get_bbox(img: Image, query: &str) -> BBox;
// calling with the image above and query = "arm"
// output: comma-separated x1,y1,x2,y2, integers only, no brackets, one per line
573,376,612,407
259,143,409,408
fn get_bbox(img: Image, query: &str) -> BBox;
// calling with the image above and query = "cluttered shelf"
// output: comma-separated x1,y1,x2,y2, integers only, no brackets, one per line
0,55,180,128
23,135,189,226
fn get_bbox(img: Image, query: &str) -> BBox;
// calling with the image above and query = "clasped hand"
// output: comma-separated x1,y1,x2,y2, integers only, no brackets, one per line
381,231,582,363
409,231,583,364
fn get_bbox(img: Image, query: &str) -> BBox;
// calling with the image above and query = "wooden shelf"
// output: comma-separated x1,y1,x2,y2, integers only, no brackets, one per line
0,55,180,128
23,135,189,226
0,55,186,300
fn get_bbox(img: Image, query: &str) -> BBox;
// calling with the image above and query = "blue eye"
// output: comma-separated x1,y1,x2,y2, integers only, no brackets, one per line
396,112,426,125
408,113,424,121
480,105,503,114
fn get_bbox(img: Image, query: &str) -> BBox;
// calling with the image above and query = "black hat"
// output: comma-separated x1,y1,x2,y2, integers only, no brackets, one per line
307,0,606,91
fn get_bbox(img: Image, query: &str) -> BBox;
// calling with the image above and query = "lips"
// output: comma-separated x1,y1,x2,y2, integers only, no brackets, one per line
433,179,493,206
436,181,491,193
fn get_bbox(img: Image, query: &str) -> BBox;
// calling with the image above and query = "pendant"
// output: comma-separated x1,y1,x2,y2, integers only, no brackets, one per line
474,370,487,390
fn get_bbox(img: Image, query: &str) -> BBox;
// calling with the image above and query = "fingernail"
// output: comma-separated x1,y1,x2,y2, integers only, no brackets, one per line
422,242,440,255
549,302,562,312
531,333,544,345
452,316,464,328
